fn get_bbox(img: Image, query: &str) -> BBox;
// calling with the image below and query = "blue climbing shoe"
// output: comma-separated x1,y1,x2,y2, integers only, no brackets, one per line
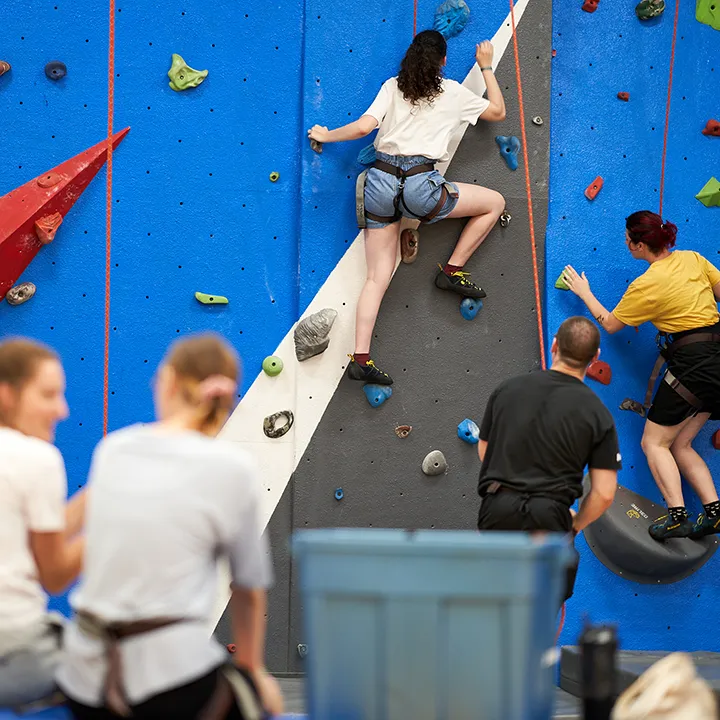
347,356,393,385
689,513,720,540
649,514,694,541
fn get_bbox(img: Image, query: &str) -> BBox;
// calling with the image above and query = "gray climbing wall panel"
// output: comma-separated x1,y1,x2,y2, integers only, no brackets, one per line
216,0,551,673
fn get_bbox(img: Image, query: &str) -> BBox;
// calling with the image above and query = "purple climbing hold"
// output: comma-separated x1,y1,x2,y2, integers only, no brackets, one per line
459,297,482,320
45,61,67,80
363,384,392,408
434,0,471,39
496,136,520,171
357,144,377,166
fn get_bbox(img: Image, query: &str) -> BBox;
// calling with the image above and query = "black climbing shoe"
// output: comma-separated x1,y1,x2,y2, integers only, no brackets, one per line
688,513,720,540
347,356,393,385
648,515,694,541
434,266,487,299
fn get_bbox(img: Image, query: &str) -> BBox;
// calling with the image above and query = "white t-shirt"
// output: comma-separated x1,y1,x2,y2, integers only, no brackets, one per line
56,424,273,706
0,428,67,633
364,76,490,162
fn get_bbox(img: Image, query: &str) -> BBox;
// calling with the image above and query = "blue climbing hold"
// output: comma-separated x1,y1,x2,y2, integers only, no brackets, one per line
363,384,393,408
334,488,344,501
457,418,480,444
434,0,471,39
495,136,521,171
460,297,483,320
357,143,377,166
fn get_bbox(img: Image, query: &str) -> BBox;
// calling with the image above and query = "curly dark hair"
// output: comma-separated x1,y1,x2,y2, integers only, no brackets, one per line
397,30,447,105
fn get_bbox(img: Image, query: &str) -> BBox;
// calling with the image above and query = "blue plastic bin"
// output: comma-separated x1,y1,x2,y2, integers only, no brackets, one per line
293,529,571,720
0,708,71,719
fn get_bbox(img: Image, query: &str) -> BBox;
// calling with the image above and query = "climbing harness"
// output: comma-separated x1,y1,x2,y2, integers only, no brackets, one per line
355,159,457,230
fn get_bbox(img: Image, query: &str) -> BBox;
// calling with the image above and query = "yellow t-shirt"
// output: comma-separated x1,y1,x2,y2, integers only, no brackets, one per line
612,250,720,333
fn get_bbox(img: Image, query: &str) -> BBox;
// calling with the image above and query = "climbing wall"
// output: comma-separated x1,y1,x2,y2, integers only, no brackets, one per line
548,0,720,651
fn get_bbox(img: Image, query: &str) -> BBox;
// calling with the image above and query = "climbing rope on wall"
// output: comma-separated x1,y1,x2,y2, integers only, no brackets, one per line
508,0,547,369
104,0,116,436
658,0,681,217
413,0,418,36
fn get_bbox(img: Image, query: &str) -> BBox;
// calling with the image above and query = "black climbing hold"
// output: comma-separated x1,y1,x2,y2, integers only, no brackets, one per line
310,138,323,154
45,61,67,81
6,282,36,306
297,643,308,658
334,488,344,501
422,450,448,476
294,308,338,361
499,210,512,228
580,476,718,584
619,398,646,417
263,410,294,439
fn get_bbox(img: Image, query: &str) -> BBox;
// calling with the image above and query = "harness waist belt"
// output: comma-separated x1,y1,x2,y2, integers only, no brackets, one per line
372,159,435,177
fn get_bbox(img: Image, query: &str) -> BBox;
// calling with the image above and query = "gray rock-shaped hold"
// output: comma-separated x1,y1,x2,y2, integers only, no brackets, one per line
422,450,448,476
294,308,338,361
6,282,36,306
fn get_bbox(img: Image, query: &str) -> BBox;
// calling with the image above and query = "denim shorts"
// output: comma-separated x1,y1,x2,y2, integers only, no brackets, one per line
363,152,460,229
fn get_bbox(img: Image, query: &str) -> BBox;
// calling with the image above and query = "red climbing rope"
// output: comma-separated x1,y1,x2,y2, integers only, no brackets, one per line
413,0,418,36
509,0,546,369
658,0,681,217
555,602,566,645
104,0,116,436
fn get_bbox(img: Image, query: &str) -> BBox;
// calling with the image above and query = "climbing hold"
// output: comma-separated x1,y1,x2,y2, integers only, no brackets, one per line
457,418,480,445
617,91,630,101
554,271,570,291
194,291,228,305
495,136,520,171
0,128,129,303
636,0,665,19
422,450,448,476
696,0,720,30
269,171,280,182
5,282,36,306
702,120,720,137
586,359,612,385
34,213,63,245
44,61,67,80
227,644,236,654
334,488,344,501
459,297,483,320
310,138,323,154
619,398,646,417
395,424,412,438
294,308,338,361
363,384,393,408
357,144,377,166
263,410,294,439
433,0,471,38
532,116,544,126
400,228,419,264
552,49,557,58
297,644,308,658
262,355,284,377
167,54,208,91
695,177,720,208
499,210,512,228
712,430,720,450
584,176,604,200
0,61,10,77
582,0,599,12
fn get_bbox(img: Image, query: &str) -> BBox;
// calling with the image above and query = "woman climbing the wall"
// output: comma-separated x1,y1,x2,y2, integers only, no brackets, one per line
308,30,507,384
0,338,86,708
562,211,720,541
57,333,283,719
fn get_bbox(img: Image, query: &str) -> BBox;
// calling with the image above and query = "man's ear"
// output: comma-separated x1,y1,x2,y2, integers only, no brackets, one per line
550,337,558,355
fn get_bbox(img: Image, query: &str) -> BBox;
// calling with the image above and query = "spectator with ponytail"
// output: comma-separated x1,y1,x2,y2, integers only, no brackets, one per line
563,211,720,541
58,332,283,719
308,30,507,385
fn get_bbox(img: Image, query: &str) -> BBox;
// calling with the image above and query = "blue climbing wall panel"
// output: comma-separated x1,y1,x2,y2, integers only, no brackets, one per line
549,0,720,650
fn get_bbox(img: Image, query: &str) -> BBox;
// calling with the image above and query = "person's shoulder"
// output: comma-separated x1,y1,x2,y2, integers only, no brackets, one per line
573,384,616,425
95,423,148,454
0,428,64,467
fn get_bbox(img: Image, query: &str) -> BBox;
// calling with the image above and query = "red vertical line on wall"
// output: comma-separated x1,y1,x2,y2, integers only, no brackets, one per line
413,0,418,36
658,0,680,217
509,0,546,369
104,0,116,436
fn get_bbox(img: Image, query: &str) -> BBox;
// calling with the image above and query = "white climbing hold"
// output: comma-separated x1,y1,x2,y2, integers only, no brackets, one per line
422,450,448,476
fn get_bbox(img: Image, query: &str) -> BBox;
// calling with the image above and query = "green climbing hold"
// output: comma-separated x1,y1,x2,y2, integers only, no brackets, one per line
269,171,280,183
696,177,720,207
636,0,665,19
555,271,570,291
168,54,208,91
195,291,228,305
697,0,720,30
262,355,284,377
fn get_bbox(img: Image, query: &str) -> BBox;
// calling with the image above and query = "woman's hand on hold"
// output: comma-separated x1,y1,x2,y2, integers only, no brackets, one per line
476,41,494,68
308,125,330,143
563,265,591,299
252,668,284,716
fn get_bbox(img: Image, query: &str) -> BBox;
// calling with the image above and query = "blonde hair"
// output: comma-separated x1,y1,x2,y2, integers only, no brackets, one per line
163,333,239,434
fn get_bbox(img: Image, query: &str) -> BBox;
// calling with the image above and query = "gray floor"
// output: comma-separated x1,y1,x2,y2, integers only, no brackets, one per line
277,678,582,718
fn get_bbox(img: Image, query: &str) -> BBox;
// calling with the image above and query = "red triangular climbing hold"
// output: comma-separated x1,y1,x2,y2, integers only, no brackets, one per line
0,127,130,302
712,429,720,450
587,359,612,385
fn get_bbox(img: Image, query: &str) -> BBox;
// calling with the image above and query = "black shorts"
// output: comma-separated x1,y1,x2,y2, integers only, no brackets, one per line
647,337,720,427
477,489,579,604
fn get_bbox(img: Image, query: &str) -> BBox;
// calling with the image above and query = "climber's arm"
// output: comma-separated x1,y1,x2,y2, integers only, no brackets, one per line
562,265,626,334
307,115,378,145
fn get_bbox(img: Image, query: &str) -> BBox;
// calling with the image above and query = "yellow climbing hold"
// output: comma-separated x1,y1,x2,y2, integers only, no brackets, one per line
195,291,228,305
269,171,280,182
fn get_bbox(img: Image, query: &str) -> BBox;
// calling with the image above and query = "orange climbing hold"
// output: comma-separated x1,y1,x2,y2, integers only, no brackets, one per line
582,0,599,12
702,119,720,137
713,430,720,450
34,213,63,245
584,176,604,200
617,92,630,101
587,360,611,385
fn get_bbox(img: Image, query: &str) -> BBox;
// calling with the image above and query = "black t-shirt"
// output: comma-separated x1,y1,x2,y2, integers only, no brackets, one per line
478,369,622,505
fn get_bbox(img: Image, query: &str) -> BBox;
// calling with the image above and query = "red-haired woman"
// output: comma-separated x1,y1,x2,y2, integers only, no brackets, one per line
563,211,720,541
